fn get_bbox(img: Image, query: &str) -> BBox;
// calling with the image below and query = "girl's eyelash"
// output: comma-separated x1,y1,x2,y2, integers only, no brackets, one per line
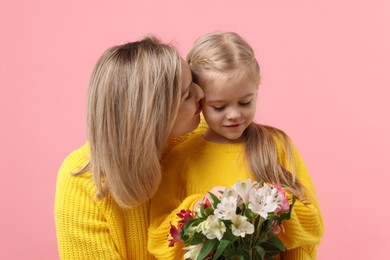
213,106,225,111
211,100,251,110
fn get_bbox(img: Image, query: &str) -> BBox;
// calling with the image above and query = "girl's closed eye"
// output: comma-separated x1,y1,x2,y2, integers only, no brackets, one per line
239,100,251,106
212,106,225,111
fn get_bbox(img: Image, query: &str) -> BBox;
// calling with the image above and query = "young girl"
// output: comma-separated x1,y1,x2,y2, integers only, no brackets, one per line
148,32,324,259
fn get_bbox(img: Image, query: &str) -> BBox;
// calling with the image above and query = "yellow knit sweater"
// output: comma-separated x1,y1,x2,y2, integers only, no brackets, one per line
148,133,324,259
54,143,154,259
54,122,207,259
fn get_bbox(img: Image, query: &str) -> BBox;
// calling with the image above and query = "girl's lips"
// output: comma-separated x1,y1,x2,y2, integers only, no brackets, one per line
224,124,241,128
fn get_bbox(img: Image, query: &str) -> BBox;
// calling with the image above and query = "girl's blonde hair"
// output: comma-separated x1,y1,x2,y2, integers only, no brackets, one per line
187,32,306,200
79,36,183,208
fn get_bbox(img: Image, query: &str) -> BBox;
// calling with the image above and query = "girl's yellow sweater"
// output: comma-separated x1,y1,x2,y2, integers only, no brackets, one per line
148,133,324,259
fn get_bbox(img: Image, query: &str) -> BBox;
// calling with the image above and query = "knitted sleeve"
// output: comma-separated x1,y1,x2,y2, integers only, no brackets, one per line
148,150,204,260
54,145,122,260
148,194,203,260
278,143,325,259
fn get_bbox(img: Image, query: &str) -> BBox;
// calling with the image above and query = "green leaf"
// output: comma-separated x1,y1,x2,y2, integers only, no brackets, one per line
208,192,221,208
259,179,265,186
199,204,211,218
244,208,254,219
204,207,213,216
181,219,201,236
221,229,238,242
268,236,285,251
254,246,265,260
182,219,201,230
291,195,296,206
181,219,205,244
197,239,218,260
189,233,205,245
212,240,230,259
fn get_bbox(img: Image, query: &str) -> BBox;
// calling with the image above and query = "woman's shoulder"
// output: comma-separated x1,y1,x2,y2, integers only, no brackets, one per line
59,143,90,172
56,142,97,197
55,143,116,218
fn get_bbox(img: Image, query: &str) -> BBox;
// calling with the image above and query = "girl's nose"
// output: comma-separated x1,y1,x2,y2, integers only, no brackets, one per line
226,109,241,120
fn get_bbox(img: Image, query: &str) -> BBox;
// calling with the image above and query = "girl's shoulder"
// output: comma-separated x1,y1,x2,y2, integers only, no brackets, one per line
163,133,204,162
163,116,207,156
252,123,302,163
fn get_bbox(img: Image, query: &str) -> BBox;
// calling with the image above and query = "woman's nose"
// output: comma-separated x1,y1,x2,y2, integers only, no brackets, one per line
194,83,204,101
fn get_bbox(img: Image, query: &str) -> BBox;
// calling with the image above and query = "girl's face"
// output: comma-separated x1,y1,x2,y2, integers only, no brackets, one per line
202,75,258,143
170,59,204,137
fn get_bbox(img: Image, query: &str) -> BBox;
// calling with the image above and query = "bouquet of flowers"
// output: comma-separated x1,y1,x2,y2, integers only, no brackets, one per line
168,179,295,260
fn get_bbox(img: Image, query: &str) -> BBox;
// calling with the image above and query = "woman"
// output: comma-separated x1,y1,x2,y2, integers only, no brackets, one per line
54,36,204,259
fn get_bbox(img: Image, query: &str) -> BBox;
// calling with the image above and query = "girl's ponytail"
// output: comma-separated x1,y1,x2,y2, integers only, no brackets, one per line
243,123,306,201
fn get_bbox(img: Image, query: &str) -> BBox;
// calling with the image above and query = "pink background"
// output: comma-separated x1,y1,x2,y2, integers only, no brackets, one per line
1,1,389,259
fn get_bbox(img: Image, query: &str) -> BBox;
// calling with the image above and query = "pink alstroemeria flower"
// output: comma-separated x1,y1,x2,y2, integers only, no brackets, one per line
203,198,211,209
274,184,290,212
168,222,181,247
177,209,193,225
168,209,194,247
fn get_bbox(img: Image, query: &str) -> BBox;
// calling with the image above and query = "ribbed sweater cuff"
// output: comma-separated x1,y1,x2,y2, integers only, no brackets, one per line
282,247,316,260
148,194,204,259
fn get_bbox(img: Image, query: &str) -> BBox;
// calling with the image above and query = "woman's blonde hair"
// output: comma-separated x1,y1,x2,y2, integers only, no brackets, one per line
79,36,183,208
187,32,306,200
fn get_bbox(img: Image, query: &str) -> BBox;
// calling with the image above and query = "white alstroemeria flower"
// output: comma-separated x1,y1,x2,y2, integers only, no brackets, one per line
214,194,237,220
196,218,210,234
230,215,255,237
196,215,226,240
232,179,259,204
183,243,203,260
221,187,238,198
248,185,278,219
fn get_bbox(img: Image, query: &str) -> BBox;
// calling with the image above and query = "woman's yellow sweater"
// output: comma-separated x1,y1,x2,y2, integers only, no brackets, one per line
148,133,324,259
54,122,207,259
55,143,155,259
